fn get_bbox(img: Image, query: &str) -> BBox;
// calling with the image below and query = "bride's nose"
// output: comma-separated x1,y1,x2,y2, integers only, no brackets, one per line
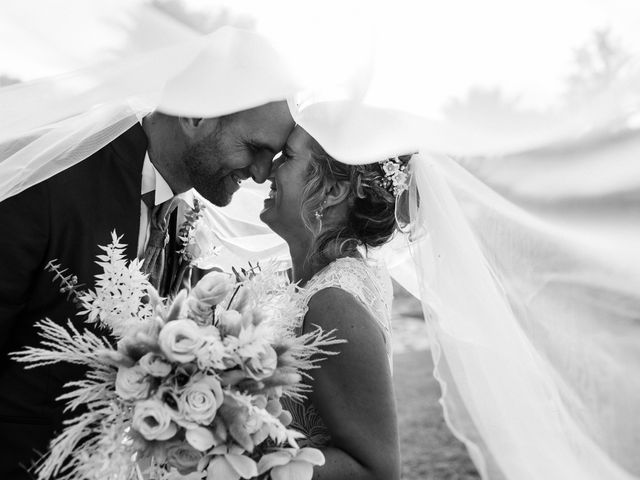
250,153,273,184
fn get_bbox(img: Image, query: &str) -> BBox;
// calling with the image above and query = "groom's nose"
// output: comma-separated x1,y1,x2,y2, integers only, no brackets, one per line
250,153,273,184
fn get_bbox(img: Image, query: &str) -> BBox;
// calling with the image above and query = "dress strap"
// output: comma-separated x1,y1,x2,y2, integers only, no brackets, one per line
297,257,394,362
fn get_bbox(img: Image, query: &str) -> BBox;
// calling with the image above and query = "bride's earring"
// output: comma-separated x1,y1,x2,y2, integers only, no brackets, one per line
314,202,326,232
314,209,323,232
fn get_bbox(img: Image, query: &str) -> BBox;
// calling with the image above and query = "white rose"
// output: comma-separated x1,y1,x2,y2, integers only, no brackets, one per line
132,399,177,441
179,375,224,425
243,344,278,381
158,319,205,363
191,271,234,306
138,352,172,377
155,386,182,423
186,297,213,327
115,365,150,400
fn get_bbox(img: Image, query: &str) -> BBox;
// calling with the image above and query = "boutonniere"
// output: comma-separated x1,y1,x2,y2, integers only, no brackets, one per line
177,198,220,267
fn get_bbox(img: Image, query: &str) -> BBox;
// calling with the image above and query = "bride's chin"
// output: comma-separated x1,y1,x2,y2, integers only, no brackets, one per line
259,204,275,225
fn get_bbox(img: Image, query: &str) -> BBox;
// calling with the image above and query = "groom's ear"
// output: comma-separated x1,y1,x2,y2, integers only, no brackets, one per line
324,180,351,208
178,116,208,139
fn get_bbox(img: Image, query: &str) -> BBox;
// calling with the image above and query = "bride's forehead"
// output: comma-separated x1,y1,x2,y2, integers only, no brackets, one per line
287,126,316,151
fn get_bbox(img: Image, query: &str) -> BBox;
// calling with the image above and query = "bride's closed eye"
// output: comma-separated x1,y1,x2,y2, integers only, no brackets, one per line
272,150,291,169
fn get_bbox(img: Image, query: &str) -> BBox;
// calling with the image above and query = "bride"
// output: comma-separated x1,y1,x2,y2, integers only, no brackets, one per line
259,125,405,479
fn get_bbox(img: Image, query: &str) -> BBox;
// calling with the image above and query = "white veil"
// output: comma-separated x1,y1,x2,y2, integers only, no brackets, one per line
1,1,640,479
290,101,640,480
278,3,640,476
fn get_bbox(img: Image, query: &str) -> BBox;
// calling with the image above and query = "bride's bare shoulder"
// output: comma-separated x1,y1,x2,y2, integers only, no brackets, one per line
303,287,386,350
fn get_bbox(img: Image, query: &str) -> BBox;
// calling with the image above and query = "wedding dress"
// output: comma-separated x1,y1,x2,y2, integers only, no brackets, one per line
285,256,394,448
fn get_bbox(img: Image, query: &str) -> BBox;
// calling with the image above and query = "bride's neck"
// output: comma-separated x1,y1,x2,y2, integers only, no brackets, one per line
289,244,323,287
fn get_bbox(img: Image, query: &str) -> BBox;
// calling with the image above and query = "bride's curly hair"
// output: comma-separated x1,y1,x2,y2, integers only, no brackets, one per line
301,141,411,267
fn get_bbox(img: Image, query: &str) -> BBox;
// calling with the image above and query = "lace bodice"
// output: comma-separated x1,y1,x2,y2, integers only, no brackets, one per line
296,256,394,358
286,256,394,448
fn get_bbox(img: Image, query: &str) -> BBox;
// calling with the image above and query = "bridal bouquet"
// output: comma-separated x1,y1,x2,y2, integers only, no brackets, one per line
13,232,341,480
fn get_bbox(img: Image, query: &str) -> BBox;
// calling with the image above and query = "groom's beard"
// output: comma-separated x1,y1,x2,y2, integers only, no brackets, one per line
183,132,233,207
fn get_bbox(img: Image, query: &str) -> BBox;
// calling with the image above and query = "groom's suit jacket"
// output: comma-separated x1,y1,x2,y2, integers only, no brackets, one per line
0,124,148,479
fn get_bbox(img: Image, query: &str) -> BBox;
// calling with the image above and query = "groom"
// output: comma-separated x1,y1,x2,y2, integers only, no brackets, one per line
0,100,293,478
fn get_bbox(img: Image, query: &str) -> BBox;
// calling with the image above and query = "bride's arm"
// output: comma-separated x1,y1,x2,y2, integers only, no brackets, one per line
302,287,400,480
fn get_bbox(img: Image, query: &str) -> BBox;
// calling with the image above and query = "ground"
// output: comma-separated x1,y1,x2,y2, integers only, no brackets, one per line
391,283,480,480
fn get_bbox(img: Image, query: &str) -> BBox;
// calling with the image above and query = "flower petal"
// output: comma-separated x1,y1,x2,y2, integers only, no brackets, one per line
225,453,258,479
272,461,314,480
296,448,325,466
166,289,188,321
154,421,178,441
210,445,228,455
207,456,240,480
185,426,216,451
256,451,293,474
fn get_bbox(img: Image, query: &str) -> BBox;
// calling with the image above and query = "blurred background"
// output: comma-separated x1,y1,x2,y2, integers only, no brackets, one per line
391,283,480,480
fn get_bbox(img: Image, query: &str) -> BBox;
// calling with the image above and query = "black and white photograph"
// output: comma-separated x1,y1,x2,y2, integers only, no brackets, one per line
0,1,639,479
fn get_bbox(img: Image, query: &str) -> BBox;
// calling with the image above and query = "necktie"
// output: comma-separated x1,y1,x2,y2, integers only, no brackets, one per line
141,194,180,296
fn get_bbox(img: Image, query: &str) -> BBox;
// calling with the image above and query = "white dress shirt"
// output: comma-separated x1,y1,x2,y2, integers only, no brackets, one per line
137,153,175,258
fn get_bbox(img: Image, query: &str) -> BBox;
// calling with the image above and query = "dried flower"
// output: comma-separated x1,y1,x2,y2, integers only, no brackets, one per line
177,198,221,266
242,344,278,381
377,156,411,196
11,248,344,480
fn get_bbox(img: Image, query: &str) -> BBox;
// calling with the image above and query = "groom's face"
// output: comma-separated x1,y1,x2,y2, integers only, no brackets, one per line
183,101,294,206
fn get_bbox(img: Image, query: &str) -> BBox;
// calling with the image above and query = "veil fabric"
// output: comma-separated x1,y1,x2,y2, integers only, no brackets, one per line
406,149,640,480
290,100,640,480
1,2,640,479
